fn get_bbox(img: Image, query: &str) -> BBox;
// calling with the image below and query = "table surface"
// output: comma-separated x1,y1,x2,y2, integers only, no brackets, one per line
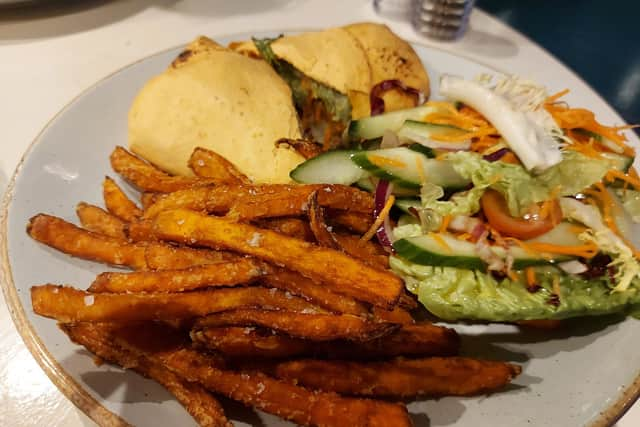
0,1,637,426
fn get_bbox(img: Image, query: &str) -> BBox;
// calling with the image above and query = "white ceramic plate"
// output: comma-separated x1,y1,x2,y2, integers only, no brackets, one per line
1,31,639,427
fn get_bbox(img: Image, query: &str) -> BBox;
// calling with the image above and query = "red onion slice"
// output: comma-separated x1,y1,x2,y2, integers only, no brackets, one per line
374,179,395,252
483,147,510,162
370,79,425,116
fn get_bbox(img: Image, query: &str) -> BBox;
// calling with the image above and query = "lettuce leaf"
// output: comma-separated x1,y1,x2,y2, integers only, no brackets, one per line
617,189,640,223
253,37,351,124
446,150,611,216
390,256,640,321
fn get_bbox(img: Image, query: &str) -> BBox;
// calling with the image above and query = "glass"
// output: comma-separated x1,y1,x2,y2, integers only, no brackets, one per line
412,0,476,41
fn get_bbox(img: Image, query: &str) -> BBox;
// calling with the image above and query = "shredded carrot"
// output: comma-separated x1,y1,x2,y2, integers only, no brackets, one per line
545,89,570,104
507,270,520,282
568,224,588,234
605,169,640,191
456,232,473,241
368,155,406,169
439,215,452,233
472,135,502,153
589,183,640,258
565,140,604,159
500,152,521,165
429,232,452,253
430,127,497,143
525,242,599,258
505,237,536,255
544,100,636,156
360,195,396,243
525,267,537,287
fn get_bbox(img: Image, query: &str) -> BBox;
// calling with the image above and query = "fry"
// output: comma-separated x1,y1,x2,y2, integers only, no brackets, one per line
193,323,459,359
227,184,373,221
261,268,369,316
273,357,522,397
125,219,156,242
31,285,322,323
307,197,388,269
371,306,414,324
191,326,312,359
28,214,147,269
398,292,418,310
144,243,236,270
140,192,158,210
81,323,412,427
333,232,389,269
307,190,340,249
275,138,323,159
255,218,314,241
194,309,398,342
89,259,265,293
75,202,126,239
188,147,251,184
62,323,231,427
151,209,403,308
328,210,374,235
111,146,214,193
103,176,143,221
143,184,373,220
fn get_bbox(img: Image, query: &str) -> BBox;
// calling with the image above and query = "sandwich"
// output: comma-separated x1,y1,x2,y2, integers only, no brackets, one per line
231,23,430,149
128,36,304,183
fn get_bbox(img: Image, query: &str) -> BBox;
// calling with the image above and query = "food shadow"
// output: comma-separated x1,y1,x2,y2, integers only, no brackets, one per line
456,313,625,361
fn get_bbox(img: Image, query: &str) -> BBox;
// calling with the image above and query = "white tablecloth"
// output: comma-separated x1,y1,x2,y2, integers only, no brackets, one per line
0,1,637,425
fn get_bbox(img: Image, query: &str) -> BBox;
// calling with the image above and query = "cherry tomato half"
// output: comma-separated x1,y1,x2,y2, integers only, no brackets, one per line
480,190,561,240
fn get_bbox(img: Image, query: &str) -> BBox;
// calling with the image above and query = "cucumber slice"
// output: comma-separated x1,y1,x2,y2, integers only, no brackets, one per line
407,143,435,158
355,176,376,192
526,222,584,247
393,233,486,270
351,147,470,190
394,227,575,271
398,121,470,150
355,177,419,197
347,104,442,141
290,150,368,185
395,198,421,214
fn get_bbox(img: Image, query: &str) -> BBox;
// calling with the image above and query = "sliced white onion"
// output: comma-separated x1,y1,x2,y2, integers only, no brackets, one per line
380,130,402,149
449,215,483,233
557,260,588,275
475,230,505,271
439,74,562,172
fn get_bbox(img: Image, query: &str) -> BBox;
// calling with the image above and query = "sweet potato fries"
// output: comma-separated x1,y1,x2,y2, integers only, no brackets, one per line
28,146,521,426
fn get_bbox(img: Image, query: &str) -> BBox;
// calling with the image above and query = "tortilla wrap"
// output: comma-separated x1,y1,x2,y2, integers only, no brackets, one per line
231,28,372,119
128,37,304,183
231,23,429,118
344,23,431,112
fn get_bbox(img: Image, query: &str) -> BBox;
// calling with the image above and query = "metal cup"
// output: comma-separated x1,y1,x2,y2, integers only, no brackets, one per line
412,0,476,41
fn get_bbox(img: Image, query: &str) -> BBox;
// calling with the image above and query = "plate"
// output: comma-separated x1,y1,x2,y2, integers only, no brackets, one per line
1,31,639,427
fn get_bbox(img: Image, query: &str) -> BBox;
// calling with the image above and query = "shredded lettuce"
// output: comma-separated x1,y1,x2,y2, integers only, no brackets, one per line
617,189,640,223
446,151,611,216
561,197,640,292
390,256,640,321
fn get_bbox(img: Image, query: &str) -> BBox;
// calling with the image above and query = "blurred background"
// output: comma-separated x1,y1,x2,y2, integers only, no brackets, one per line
478,0,639,134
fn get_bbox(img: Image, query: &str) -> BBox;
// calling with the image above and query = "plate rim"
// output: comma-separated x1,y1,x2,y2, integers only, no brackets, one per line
1,30,639,427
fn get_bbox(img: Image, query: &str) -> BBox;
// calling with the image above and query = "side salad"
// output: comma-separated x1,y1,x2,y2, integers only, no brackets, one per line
290,74,640,322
